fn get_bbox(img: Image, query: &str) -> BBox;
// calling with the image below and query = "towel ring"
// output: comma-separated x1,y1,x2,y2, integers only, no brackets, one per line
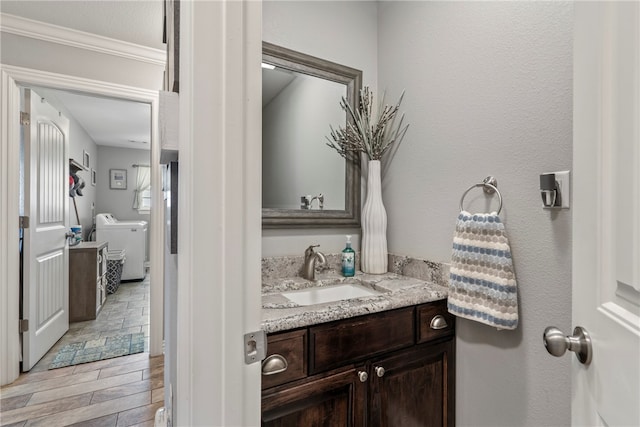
459,176,503,214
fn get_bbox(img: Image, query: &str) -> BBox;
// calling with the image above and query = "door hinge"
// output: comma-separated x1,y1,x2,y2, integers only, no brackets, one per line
20,111,30,126
244,330,266,365
19,319,29,333
19,216,29,229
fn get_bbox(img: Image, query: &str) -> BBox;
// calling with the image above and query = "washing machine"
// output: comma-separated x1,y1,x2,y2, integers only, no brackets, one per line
95,213,148,281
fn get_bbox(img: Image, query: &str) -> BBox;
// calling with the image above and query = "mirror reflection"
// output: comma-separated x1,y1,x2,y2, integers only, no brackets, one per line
262,42,362,228
262,67,346,210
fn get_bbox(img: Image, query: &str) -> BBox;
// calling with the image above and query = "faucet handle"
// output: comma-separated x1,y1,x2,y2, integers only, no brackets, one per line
305,244,320,254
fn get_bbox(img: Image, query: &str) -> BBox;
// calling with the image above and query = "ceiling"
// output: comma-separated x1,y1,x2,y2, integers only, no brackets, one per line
2,0,161,150
46,89,152,151
263,68,297,107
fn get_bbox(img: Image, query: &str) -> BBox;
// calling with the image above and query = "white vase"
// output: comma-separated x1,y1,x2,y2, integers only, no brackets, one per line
361,160,388,274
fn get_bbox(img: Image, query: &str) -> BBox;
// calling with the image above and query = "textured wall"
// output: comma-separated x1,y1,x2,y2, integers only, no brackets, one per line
1,0,164,49
262,0,378,256
377,2,573,425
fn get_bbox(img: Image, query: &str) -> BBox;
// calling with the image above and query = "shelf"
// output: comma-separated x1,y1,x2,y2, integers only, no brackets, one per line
69,159,88,172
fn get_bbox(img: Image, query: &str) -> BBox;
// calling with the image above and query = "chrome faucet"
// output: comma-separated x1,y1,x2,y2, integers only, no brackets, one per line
302,245,327,281
310,194,324,210
300,194,324,210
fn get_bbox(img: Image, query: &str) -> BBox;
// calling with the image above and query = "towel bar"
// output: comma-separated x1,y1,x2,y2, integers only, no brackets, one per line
459,176,503,214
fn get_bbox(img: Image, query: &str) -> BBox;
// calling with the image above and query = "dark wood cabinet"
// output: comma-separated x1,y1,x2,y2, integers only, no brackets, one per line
262,299,455,427
369,341,455,427
262,329,307,390
69,241,108,322
262,367,366,427
308,307,415,374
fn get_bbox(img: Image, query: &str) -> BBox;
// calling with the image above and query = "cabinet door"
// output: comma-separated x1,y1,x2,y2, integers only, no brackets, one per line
262,368,366,427
370,340,455,427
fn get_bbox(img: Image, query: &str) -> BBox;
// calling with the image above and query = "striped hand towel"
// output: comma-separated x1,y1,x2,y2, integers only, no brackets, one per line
447,211,519,330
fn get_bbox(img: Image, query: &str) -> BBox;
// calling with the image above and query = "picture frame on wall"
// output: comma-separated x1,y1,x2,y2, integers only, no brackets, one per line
91,169,97,186
109,169,127,190
82,150,90,169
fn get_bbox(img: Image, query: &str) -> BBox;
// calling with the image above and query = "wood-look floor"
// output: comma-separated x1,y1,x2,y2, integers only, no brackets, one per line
1,279,164,427
1,353,164,427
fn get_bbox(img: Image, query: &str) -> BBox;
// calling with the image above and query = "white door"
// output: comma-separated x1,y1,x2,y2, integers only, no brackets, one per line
571,2,640,425
21,88,70,371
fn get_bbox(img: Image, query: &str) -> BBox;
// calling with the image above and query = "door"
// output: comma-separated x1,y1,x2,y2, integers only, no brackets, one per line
261,368,366,427
370,342,455,427
572,2,640,425
21,88,70,371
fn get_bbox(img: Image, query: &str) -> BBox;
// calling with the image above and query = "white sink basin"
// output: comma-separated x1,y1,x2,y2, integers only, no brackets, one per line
282,283,381,306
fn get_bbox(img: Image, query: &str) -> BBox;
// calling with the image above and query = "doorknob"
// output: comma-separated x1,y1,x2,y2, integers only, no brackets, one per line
543,326,592,365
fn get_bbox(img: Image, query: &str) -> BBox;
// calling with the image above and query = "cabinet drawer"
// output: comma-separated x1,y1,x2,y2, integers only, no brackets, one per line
262,329,307,390
309,307,415,374
416,300,455,344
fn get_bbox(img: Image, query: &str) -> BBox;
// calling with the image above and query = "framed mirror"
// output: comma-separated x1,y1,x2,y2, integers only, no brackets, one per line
262,42,362,228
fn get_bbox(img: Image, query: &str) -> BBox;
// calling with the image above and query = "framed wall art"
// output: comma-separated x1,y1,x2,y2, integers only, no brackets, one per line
109,169,127,190
82,150,90,168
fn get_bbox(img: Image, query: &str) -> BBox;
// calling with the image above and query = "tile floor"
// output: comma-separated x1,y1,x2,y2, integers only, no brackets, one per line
0,276,164,427
31,277,151,373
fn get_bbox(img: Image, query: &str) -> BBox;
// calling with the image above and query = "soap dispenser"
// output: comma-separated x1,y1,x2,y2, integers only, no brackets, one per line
342,235,355,277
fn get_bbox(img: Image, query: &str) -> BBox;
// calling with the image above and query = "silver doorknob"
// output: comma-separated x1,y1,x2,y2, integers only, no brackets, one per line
358,371,368,382
374,366,385,378
543,326,592,365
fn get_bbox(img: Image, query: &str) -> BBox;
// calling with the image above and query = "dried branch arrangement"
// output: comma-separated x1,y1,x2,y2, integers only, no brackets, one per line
326,86,409,162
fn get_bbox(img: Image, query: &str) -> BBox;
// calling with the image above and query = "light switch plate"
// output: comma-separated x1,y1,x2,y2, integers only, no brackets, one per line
545,170,570,209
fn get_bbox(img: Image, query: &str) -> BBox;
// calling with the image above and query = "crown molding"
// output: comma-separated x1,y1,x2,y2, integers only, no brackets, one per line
0,13,166,67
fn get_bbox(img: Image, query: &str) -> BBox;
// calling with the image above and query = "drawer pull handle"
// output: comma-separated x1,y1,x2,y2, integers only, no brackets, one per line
374,366,385,378
430,315,448,330
261,354,288,376
358,371,368,383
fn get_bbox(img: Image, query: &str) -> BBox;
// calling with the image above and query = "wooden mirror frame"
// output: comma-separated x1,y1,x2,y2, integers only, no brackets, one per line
262,42,362,228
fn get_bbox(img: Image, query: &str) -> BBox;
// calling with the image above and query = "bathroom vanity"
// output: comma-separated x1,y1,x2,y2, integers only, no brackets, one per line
261,264,454,426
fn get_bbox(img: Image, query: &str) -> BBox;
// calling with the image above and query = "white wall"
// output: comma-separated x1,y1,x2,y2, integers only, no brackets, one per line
262,0,378,256
96,145,151,222
377,2,573,425
96,146,151,261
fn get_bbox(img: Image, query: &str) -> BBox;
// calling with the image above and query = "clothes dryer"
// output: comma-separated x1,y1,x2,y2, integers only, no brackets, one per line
95,213,148,281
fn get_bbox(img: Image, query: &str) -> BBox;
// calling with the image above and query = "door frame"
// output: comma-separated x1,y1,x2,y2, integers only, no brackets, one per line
0,64,164,385
174,1,262,424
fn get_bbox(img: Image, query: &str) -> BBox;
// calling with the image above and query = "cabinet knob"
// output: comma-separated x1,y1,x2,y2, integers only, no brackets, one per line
430,315,448,330
374,366,385,378
358,370,368,383
261,354,288,376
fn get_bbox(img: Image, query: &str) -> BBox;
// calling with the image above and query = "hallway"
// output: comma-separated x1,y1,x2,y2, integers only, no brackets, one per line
0,278,163,426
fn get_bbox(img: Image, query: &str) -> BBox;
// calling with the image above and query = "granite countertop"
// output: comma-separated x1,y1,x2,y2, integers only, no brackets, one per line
261,271,448,334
